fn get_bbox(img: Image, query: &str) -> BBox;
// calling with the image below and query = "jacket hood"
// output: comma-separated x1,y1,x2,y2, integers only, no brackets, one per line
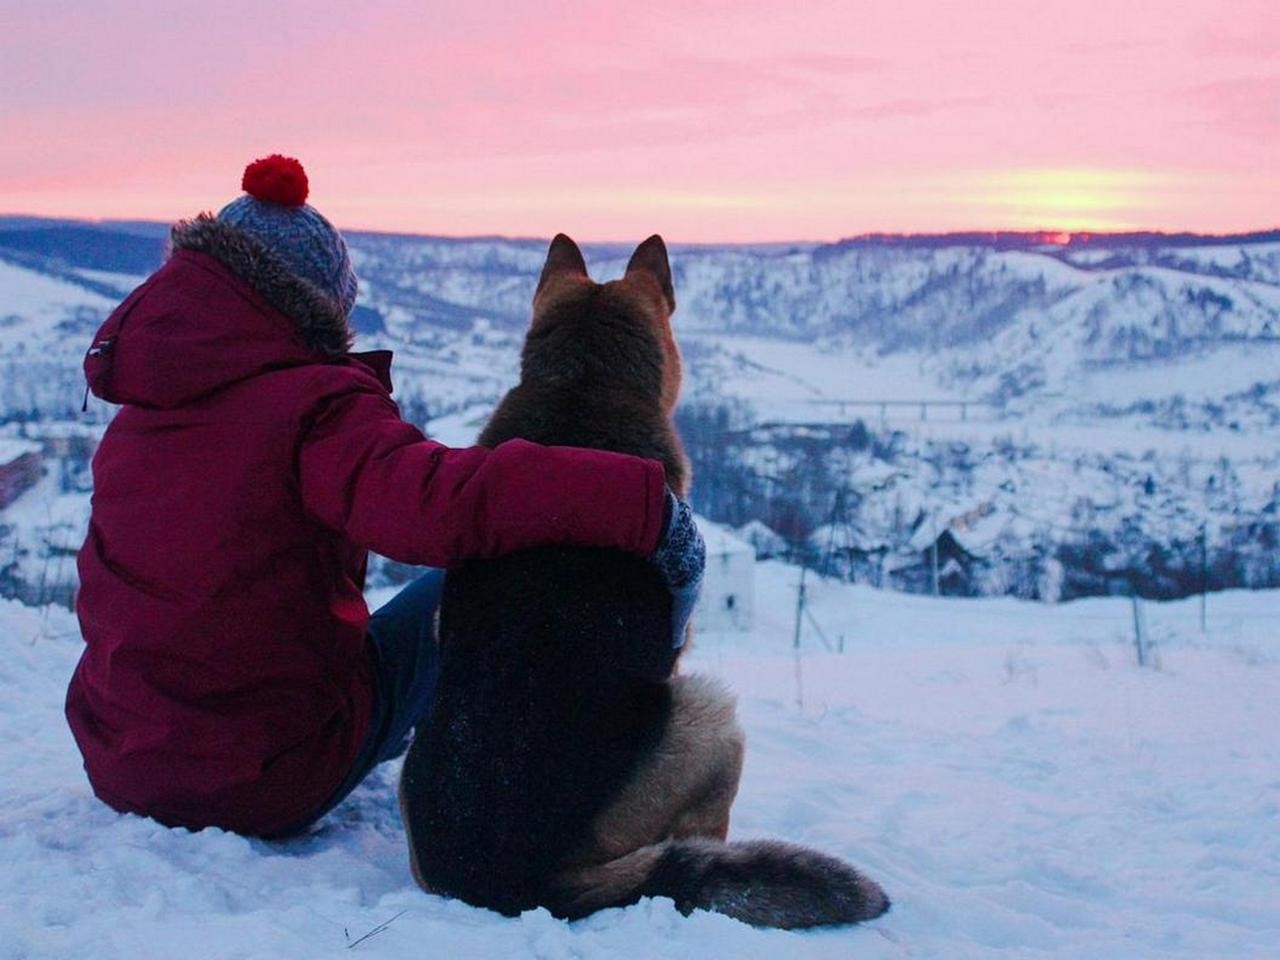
170,214,353,357
83,218,363,410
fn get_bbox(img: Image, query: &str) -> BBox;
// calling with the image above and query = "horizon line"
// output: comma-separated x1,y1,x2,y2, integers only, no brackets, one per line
2,211,1278,249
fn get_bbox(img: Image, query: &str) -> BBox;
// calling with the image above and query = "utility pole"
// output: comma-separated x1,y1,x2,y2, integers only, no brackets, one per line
792,562,807,650
931,523,940,596
1199,522,1208,633
1131,595,1148,667
791,560,808,710
821,489,848,581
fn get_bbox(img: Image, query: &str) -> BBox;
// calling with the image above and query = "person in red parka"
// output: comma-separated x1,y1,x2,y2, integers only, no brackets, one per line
65,156,705,838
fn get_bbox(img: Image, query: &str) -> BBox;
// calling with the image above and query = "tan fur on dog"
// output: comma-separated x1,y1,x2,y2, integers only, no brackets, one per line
553,675,744,914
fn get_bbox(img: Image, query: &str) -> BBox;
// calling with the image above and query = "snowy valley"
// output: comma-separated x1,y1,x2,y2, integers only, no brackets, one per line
2,218,1278,604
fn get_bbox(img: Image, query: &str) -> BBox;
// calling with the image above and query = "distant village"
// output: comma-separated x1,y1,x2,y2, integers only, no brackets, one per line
0,422,99,606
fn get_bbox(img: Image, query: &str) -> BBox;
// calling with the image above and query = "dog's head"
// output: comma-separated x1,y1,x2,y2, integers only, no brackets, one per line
529,233,682,415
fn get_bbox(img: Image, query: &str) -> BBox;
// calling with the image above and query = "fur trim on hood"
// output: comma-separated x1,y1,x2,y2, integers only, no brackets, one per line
168,214,353,357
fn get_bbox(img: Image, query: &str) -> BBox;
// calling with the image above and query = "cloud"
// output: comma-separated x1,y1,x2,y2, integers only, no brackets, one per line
1183,76,1280,137
847,97,990,119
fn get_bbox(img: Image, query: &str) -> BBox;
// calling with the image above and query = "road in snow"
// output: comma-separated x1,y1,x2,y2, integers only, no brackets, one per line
1,566,1277,959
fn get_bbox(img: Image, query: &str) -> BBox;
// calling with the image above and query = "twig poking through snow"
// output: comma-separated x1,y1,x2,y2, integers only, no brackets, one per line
345,910,407,949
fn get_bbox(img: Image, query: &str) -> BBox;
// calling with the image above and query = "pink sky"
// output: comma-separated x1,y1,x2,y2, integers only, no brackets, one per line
1,0,1276,242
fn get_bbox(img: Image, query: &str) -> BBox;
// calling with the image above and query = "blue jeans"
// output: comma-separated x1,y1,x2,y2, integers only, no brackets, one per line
275,569,443,836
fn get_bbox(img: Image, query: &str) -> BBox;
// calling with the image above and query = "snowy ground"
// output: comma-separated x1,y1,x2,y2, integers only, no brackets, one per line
1,567,1277,959
683,331,1280,461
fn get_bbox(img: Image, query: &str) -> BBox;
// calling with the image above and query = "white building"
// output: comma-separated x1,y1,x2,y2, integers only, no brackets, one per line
736,519,789,559
693,516,755,633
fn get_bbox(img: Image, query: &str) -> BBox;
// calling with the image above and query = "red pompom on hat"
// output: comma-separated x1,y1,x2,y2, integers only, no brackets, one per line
241,154,309,207
216,154,357,316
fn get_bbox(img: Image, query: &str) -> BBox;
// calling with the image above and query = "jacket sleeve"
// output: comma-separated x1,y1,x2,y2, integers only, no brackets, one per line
295,375,669,567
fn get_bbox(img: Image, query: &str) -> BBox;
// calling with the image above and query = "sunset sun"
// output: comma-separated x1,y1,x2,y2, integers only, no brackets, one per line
967,169,1173,232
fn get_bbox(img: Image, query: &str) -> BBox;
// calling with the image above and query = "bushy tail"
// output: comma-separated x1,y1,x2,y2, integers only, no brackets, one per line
557,838,890,929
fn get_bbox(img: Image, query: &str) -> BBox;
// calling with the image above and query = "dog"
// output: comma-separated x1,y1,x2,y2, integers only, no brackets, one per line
398,234,890,928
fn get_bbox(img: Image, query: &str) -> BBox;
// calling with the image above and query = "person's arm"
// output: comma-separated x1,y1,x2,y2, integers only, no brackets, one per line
295,374,668,566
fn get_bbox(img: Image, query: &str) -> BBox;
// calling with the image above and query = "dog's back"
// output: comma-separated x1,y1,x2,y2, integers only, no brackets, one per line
402,546,674,914
400,235,687,915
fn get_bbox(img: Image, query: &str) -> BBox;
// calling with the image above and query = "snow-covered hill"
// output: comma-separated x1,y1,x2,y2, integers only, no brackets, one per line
2,218,1278,604
341,231,1280,439
2,570,1276,958
3,218,1278,425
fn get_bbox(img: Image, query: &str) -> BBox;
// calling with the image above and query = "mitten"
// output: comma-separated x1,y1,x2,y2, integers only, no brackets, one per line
648,488,706,647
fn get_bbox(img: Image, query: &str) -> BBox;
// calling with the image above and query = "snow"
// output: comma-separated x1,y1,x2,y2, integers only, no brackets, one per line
0,261,114,322
0,466,89,592
0,438,40,464
71,268,148,292
699,516,754,558
423,404,491,447
2,568,1278,958
695,517,755,632
684,333,970,414
736,519,789,558
1071,341,1280,406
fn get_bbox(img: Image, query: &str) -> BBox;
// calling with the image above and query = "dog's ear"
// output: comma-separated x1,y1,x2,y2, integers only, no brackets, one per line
626,235,675,314
536,233,588,297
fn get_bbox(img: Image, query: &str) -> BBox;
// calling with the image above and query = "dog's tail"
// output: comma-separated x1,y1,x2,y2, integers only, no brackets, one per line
556,838,890,929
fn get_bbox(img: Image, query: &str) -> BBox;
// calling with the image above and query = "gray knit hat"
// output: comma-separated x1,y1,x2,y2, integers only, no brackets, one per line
216,155,358,316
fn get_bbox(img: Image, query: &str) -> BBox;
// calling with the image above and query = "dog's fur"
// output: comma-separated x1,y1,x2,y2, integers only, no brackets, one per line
398,235,890,928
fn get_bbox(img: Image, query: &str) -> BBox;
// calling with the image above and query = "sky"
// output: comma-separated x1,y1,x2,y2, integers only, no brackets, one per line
0,0,1277,242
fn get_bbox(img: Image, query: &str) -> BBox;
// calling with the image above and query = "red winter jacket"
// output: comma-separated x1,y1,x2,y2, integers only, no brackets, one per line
65,225,667,836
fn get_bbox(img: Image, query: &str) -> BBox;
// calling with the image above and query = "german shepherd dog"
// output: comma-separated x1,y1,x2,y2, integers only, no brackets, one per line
399,235,890,928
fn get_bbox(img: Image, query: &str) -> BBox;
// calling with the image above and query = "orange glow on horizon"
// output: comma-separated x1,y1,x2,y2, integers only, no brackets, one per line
0,165,1273,243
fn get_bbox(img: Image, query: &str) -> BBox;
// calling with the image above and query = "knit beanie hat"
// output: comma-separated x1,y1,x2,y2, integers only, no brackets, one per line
216,155,358,316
